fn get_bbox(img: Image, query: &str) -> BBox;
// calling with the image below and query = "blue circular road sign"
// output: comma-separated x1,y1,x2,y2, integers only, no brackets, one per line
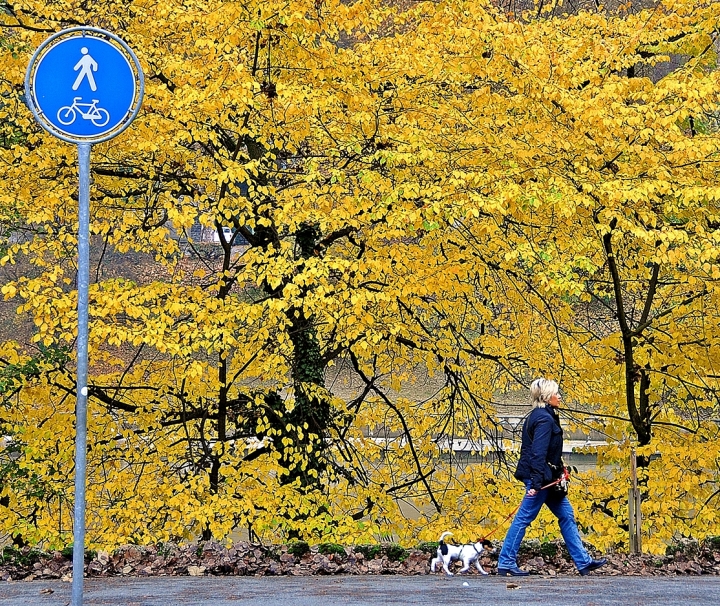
25,27,144,144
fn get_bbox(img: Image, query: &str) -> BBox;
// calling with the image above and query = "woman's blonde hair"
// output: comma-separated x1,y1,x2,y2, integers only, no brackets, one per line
530,378,559,408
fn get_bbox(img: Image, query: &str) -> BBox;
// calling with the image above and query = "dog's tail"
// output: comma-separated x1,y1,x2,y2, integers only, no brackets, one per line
438,531,453,544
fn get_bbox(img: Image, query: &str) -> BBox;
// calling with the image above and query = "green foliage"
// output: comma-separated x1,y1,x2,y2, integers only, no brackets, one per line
415,541,439,554
354,543,406,560
156,542,174,558
354,544,382,560
516,539,572,560
0,116,27,150
539,542,558,558
0,344,70,398
263,546,282,562
317,542,345,556
287,540,310,557
384,544,408,562
665,538,700,558
0,546,45,566
59,545,97,560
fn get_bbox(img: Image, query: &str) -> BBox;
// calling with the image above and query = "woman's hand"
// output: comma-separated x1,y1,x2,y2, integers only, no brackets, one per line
526,488,537,497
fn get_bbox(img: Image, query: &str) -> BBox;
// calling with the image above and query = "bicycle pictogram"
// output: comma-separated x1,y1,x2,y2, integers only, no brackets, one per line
56,97,110,127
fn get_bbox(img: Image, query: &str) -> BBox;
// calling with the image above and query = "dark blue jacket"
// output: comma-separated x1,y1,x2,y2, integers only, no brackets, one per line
514,406,564,491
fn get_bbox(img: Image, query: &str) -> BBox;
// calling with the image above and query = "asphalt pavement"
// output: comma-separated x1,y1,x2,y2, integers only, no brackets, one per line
2,575,720,606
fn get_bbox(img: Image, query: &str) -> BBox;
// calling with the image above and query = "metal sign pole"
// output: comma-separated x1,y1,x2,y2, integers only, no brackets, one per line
72,142,92,606
24,28,144,606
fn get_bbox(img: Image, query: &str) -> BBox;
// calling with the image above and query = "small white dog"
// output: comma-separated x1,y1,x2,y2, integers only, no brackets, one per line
430,531,494,576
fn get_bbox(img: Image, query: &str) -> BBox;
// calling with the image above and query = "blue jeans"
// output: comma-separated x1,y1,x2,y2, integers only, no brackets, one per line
498,482,593,571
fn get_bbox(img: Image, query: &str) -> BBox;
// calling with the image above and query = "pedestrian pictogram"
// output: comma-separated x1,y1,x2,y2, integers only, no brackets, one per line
72,47,98,91
25,27,143,143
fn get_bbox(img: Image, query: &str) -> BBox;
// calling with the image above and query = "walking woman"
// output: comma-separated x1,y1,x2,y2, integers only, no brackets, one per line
497,378,607,576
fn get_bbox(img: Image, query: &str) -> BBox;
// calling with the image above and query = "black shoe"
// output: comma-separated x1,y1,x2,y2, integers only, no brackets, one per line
579,558,607,576
497,566,530,576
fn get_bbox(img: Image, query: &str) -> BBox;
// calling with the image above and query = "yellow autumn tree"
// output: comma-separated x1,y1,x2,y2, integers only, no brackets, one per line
380,0,720,552
2,0,499,547
2,0,720,555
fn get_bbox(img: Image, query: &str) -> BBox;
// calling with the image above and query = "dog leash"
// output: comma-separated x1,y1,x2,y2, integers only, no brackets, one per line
540,466,571,491
480,468,571,542
481,503,521,541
